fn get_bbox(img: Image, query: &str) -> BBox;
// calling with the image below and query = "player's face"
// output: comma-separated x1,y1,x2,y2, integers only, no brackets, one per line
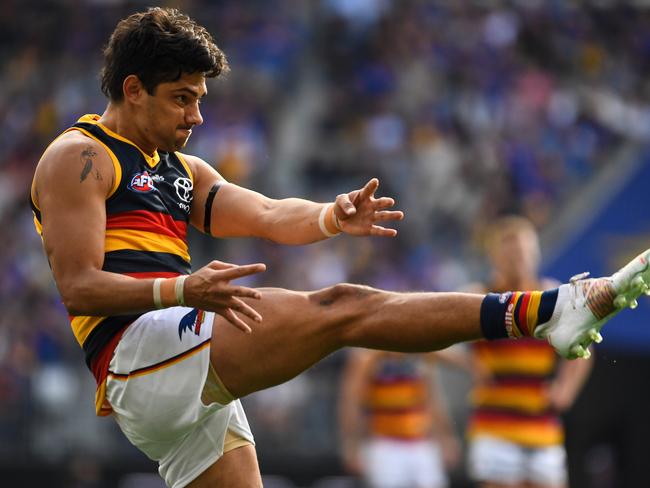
490,228,541,282
144,72,207,152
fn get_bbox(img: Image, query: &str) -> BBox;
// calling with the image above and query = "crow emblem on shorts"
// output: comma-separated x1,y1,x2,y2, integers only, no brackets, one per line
178,308,206,340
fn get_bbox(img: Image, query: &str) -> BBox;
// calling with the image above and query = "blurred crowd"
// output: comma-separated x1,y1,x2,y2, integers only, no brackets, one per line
2,0,650,484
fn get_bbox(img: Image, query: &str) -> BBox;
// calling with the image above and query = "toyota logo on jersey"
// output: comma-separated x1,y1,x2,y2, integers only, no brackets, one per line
128,171,156,193
174,177,193,203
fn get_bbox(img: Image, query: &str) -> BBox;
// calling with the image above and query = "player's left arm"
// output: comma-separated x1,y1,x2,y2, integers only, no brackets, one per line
184,153,403,244
426,362,461,468
548,353,593,412
423,346,473,373
338,349,378,475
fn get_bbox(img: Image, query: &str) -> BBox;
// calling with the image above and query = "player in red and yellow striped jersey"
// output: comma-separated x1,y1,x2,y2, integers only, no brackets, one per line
339,350,460,488
464,217,593,488
31,113,195,414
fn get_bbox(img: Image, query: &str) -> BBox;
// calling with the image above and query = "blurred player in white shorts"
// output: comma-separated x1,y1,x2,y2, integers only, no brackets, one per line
365,438,447,488
339,350,461,488
462,216,593,488
468,435,566,487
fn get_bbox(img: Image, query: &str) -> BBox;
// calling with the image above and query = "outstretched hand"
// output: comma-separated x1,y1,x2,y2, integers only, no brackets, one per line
184,260,266,333
334,178,404,237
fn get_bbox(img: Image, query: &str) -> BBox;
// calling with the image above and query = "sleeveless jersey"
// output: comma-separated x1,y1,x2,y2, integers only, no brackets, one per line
30,114,194,415
468,337,562,447
364,355,431,440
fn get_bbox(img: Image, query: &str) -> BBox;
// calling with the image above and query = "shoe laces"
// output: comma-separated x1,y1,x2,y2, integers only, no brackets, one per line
569,271,592,310
569,272,617,319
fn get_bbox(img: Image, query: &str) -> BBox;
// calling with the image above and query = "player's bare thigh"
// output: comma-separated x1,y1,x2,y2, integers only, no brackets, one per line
209,285,373,398
209,284,482,398
187,444,261,488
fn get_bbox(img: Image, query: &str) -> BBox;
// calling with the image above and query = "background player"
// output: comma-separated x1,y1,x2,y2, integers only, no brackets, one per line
338,350,462,488
463,216,593,488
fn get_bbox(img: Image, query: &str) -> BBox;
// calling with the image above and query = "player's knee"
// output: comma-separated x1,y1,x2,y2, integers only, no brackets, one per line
308,284,380,345
309,283,378,307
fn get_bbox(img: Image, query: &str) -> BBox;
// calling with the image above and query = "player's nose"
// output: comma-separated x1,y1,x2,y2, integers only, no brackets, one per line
186,103,203,127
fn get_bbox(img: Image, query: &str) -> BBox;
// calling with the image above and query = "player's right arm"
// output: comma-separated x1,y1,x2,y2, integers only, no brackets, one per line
33,132,146,316
33,133,263,326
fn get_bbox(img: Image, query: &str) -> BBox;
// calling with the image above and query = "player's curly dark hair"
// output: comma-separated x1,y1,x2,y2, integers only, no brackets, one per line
100,7,229,101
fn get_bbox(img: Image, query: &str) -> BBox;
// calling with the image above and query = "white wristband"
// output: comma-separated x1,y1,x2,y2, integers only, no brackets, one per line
175,275,188,306
333,212,342,231
153,278,164,309
318,204,340,237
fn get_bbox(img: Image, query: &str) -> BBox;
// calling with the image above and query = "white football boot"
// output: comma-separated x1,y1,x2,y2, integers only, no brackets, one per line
534,249,650,359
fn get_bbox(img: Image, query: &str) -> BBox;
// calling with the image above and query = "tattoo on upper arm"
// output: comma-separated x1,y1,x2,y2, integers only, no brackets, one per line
80,147,102,183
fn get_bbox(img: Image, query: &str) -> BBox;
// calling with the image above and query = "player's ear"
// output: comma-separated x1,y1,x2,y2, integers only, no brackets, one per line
122,75,146,105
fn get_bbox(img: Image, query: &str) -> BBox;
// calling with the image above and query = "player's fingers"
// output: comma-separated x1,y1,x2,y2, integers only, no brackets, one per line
359,178,379,200
335,193,357,217
373,197,396,209
222,285,262,300
217,263,267,280
221,308,253,333
373,210,404,222
227,297,263,323
370,225,398,237
207,260,238,271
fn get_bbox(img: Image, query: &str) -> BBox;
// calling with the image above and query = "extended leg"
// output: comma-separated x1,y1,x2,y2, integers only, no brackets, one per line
213,243,650,396
210,284,484,398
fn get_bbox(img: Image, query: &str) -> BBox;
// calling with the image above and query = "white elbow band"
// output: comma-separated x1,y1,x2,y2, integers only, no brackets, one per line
319,203,341,237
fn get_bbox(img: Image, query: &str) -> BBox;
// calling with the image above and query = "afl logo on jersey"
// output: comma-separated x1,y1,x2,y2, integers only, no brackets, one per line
128,171,156,193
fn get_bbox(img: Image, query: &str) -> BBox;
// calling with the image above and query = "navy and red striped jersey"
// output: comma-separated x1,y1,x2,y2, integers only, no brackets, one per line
31,114,194,414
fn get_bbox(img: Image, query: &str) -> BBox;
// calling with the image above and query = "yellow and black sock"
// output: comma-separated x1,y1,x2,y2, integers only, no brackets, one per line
480,289,558,339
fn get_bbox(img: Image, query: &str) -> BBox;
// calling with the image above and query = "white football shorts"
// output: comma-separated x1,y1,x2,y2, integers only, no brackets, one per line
468,435,566,486
105,307,254,488
364,438,448,488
